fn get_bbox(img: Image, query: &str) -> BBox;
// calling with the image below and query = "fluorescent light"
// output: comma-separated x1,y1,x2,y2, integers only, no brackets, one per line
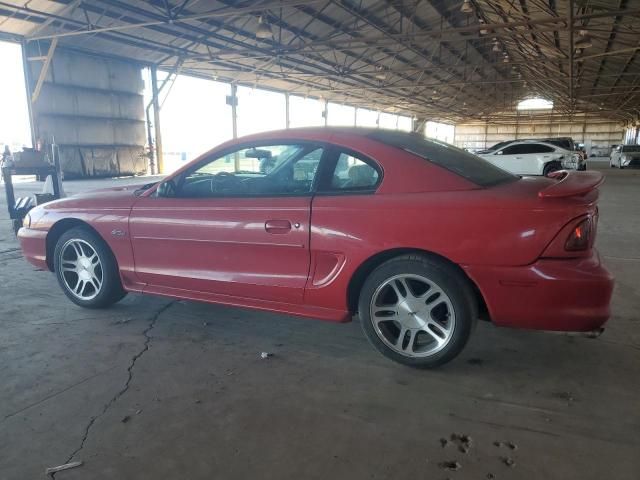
575,37,592,49
461,0,474,14
256,16,273,39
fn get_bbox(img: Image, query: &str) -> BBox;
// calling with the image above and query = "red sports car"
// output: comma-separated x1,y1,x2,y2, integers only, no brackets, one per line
18,128,614,367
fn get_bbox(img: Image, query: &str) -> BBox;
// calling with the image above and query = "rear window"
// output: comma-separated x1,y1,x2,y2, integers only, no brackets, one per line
368,130,517,187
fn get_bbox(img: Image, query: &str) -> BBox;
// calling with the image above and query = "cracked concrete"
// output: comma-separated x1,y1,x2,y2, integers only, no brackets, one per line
1,165,639,480
54,301,175,472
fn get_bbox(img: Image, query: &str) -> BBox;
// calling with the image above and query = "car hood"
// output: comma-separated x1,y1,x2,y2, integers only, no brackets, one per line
40,183,151,211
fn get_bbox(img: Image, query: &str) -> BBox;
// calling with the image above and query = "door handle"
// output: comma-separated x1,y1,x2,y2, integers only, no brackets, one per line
515,157,523,159
265,220,292,234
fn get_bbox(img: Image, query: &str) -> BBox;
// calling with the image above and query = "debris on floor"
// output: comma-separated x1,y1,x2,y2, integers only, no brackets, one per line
439,437,449,448
438,460,462,471
501,456,516,467
121,415,131,423
551,390,575,404
449,433,473,453
493,440,517,450
486,474,495,479
260,352,273,359
45,461,83,475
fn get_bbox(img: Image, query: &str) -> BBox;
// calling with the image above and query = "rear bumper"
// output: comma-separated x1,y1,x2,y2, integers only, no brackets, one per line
464,250,614,332
17,227,49,270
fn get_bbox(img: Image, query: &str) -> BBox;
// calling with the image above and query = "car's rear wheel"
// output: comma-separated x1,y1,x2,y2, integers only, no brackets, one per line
54,226,127,308
358,254,477,368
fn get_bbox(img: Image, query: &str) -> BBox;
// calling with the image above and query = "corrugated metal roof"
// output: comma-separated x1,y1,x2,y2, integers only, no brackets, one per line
1,0,639,123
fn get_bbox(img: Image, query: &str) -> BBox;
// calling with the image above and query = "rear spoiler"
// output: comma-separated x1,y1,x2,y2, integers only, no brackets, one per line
538,170,604,199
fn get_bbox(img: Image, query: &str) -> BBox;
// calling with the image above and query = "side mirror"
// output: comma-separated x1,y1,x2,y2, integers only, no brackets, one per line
156,179,176,198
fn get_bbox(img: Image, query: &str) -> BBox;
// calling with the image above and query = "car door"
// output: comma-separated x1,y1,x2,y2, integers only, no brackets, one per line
129,142,325,304
494,143,551,175
490,144,530,174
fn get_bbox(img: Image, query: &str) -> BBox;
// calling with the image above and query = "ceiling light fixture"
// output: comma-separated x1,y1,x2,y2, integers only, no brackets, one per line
575,29,592,49
575,37,592,49
255,16,273,39
460,0,474,14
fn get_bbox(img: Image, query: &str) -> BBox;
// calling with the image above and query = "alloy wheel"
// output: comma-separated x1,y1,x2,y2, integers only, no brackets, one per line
369,274,456,357
59,238,103,300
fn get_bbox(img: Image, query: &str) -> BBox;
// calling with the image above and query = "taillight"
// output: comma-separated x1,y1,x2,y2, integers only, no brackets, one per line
565,218,592,251
541,214,597,258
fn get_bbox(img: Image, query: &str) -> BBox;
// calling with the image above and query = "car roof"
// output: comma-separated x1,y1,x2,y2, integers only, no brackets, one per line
499,140,561,149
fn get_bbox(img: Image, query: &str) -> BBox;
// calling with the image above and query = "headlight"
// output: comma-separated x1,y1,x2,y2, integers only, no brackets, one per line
22,213,31,228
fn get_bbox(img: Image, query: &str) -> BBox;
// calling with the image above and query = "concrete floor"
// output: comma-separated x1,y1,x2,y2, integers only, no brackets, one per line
0,164,638,480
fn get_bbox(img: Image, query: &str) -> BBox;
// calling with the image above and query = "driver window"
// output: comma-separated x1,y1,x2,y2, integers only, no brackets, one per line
178,144,323,198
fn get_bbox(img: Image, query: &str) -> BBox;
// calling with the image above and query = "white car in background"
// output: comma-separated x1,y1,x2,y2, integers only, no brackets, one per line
610,144,640,168
478,140,579,176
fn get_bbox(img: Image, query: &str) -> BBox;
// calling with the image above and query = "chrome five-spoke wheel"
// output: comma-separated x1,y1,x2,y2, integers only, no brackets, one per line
60,238,103,300
54,226,126,308
370,274,455,357
358,254,476,368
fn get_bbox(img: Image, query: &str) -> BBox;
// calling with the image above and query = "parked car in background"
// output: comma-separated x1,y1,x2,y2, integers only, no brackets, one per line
590,145,608,157
610,144,640,168
478,140,581,175
17,128,613,368
476,137,585,171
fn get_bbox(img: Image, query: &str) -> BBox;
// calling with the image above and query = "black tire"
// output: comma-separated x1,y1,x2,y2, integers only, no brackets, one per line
543,162,562,176
358,254,477,368
53,226,127,308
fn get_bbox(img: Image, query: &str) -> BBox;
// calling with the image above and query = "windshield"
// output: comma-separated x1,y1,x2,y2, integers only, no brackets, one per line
368,130,517,187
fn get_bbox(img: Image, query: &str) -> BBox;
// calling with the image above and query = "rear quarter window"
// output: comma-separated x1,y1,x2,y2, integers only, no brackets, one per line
368,130,517,187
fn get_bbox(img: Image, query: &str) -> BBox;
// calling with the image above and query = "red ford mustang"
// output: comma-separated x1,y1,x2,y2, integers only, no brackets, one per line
18,128,614,367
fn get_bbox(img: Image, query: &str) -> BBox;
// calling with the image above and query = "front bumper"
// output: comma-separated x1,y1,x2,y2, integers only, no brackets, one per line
17,227,49,270
464,250,614,332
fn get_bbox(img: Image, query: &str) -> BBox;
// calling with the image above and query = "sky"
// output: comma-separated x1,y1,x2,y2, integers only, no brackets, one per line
0,41,32,151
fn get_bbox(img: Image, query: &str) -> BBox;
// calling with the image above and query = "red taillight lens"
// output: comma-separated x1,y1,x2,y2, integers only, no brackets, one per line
565,218,592,251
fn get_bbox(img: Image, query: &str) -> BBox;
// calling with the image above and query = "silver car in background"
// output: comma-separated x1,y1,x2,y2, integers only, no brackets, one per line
610,145,640,168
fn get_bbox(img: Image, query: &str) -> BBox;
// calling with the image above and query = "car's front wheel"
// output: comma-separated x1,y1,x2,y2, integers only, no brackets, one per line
54,226,127,308
358,255,477,368
543,162,562,176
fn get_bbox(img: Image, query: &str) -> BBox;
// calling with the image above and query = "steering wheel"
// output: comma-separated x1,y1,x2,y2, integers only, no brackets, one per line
209,171,243,193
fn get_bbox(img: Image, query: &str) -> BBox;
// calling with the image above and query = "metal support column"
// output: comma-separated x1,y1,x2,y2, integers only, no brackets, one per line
285,92,290,129
323,99,328,126
229,83,239,170
230,83,238,139
151,66,164,174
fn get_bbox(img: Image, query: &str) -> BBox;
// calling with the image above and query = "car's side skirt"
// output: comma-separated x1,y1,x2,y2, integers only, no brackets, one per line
141,283,352,323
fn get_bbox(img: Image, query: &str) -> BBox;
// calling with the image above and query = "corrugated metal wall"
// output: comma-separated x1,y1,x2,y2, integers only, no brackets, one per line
455,117,624,156
27,46,147,178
